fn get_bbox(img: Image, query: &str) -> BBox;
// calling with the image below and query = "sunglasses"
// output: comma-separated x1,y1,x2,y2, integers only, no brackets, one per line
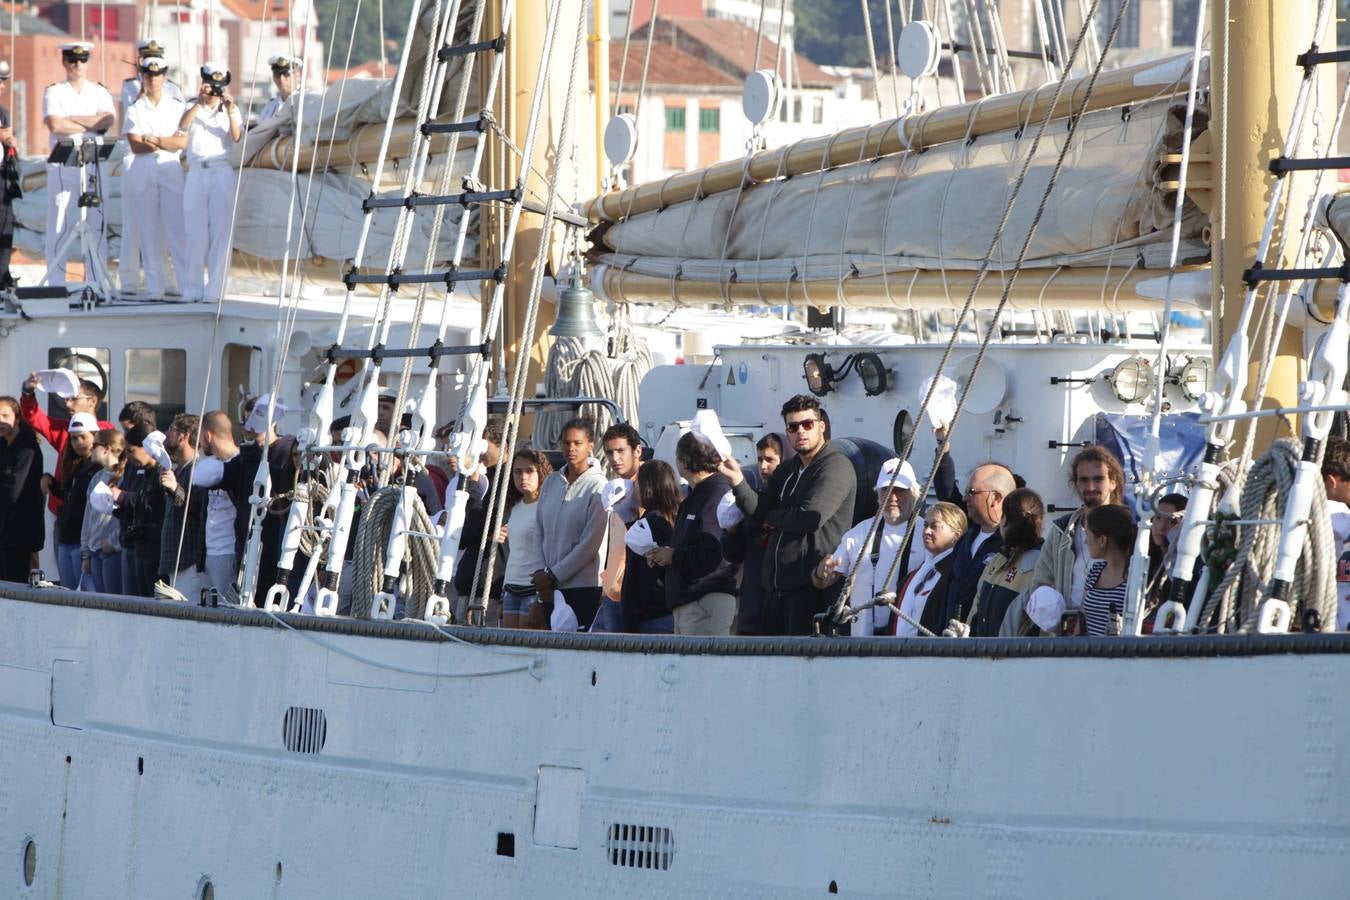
785,418,819,433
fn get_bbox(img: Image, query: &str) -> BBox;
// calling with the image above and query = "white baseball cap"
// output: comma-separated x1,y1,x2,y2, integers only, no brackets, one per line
875,457,919,496
67,412,99,435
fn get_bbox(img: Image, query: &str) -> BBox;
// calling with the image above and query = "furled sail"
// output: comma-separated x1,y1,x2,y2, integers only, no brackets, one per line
589,54,1212,312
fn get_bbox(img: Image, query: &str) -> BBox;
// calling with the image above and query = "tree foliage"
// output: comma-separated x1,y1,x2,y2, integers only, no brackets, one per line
313,0,415,67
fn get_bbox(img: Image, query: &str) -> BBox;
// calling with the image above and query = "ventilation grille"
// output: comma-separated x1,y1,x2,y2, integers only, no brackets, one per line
282,706,327,754
606,823,673,871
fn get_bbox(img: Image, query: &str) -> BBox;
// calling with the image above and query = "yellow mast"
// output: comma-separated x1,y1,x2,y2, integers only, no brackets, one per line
1211,0,1327,437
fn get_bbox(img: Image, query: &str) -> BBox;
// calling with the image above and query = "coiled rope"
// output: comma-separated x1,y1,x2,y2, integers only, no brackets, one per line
532,329,652,449
348,485,440,621
1198,440,1336,633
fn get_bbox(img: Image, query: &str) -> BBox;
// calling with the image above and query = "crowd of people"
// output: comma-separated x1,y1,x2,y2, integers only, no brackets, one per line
0,373,1345,639
0,40,301,297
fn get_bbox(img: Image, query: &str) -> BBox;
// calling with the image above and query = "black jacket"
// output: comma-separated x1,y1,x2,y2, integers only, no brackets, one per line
114,459,166,550
941,526,1005,625
220,435,297,565
55,459,99,546
666,473,738,609
454,465,504,597
917,551,959,636
621,511,672,630
0,428,44,552
730,440,857,595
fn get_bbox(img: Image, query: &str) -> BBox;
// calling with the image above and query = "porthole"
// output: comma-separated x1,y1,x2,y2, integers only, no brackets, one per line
198,876,215,900
21,838,36,886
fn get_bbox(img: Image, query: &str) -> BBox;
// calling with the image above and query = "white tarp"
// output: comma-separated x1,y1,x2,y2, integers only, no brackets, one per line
597,96,1208,282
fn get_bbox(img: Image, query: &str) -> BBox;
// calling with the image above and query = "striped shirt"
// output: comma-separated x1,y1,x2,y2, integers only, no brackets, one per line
1081,560,1127,636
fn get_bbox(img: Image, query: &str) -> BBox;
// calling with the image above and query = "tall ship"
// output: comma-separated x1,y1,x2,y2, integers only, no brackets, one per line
1,0,1349,896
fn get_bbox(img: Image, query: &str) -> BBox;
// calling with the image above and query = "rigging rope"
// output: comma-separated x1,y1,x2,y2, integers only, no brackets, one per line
349,485,440,619
836,0,1130,620
1198,440,1336,633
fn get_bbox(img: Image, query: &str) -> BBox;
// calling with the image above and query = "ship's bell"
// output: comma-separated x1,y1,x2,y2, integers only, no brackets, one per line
550,281,604,339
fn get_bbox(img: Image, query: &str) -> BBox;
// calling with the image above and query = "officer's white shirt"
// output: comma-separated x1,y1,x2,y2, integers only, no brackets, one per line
184,101,240,165
259,93,289,121
121,76,184,126
42,79,116,151
126,94,187,158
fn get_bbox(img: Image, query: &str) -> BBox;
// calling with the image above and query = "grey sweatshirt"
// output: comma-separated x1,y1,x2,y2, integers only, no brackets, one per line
534,458,607,589
80,469,121,557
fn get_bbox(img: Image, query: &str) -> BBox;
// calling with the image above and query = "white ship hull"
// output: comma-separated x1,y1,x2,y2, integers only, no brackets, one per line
3,588,1348,898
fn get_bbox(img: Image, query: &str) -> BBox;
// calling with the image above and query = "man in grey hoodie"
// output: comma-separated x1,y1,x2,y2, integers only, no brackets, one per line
532,417,608,630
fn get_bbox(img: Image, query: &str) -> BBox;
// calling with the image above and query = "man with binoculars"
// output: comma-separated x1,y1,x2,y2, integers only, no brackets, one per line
175,63,241,303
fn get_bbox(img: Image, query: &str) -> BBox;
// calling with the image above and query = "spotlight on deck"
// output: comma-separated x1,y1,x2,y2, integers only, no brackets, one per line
1176,356,1210,402
550,280,604,339
803,353,834,396
1107,357,1155,404
856,352,889,396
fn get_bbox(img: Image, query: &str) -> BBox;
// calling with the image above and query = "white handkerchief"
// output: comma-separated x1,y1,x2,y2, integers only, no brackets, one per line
36,368,80,399
715,490,743,529
142,430,173,471
550,590,579,632
1026,585,1067,633
920,374,958,430
624,517,658,556
89,479,117,514
691,409,734,460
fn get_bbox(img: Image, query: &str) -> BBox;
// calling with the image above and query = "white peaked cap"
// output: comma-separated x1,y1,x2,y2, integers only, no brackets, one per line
602,478,631,513
716,490,744,530
89,479,117,514
550,591,579,632
244,394,288,434
624,517,658,556
875,457,919,495
142,430,173,471
36,368,81,399
67,412,99,435
920,373,958,429
690,409,733,460
1027,585,1068,632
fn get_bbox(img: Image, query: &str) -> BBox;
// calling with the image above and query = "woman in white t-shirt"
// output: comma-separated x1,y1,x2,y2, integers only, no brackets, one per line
498,449,552,628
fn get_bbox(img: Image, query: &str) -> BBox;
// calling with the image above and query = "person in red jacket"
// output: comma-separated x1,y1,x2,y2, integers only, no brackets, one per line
19,371,115,512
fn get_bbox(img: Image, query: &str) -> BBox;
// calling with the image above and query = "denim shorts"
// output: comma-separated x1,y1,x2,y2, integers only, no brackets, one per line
501,585,537,616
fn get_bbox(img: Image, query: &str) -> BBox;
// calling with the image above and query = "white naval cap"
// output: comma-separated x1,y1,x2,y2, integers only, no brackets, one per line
137,38,167,58
0,60,9,80
268,54,301,72
138,57,170,74
59,42,95,60
200,62,230,83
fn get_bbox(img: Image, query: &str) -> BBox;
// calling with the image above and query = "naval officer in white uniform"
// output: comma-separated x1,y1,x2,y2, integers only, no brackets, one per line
124,57,188,298
176,63,240,303
119,39,183,294
43,42,115,288
259,55,300,121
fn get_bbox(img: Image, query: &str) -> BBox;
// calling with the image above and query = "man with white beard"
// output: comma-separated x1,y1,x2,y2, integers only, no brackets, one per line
124,56,189,298
176,63,240,302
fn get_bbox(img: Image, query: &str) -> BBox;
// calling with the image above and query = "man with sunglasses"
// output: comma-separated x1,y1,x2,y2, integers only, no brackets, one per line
43,42,116,287
940,462,1016,627
718,394,856,635
124,56,189,298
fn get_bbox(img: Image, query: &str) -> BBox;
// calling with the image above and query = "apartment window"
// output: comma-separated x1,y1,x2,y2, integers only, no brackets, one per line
124,348,187,425
812,97,824,125
664,107,685,131
698,108,720,132
793,98,802,123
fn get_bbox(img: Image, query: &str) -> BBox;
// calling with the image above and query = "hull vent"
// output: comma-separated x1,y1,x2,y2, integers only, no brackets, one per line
605,823,673,871
282,707,328,754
